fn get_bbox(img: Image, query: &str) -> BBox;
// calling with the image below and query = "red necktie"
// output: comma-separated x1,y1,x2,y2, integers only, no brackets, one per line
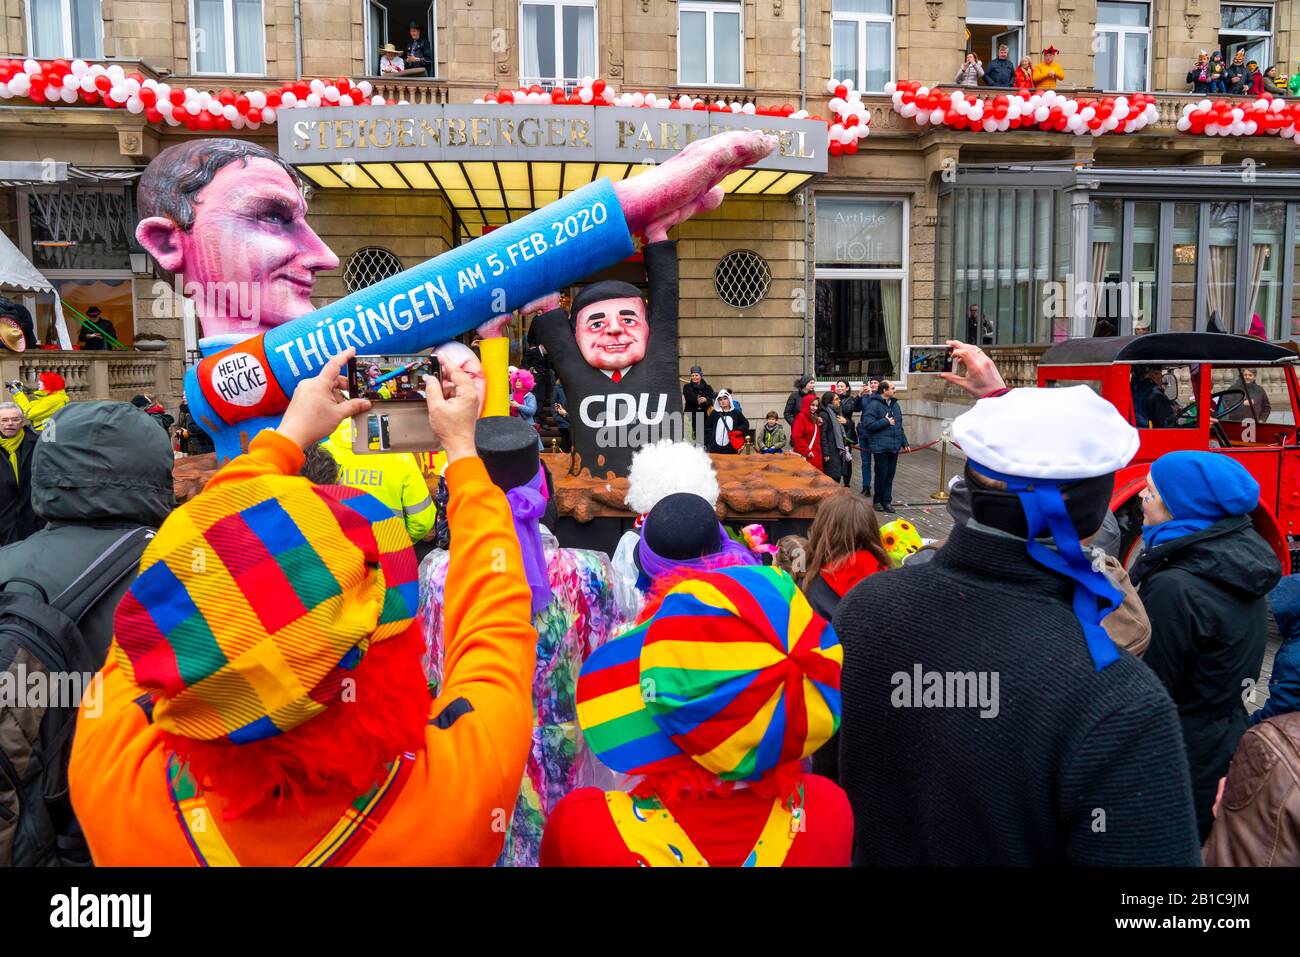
610,370,623,383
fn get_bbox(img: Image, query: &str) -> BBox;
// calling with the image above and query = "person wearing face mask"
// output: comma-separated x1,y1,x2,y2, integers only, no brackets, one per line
1226,50,1249,94
1129,451,1281,841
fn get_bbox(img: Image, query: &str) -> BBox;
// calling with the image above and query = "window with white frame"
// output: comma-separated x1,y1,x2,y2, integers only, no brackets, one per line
520,0,596,88
1219,3,1273,70
27,0,103,59
1094,1,1150,91
678,0,743,87
190,0,265,76
831,0,893,93
966,0,1024,65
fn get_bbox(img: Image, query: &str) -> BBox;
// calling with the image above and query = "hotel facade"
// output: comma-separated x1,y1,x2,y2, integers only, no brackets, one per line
4,0,1300,436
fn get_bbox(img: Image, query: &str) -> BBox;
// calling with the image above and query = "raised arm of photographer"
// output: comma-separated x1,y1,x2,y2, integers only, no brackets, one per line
939,340,1009,399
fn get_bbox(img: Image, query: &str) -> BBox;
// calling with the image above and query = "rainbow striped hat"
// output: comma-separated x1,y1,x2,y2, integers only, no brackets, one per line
575,565,842,781
114,472,419,744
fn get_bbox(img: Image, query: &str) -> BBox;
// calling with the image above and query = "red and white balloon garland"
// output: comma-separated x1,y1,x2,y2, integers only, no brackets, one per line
886,80,1159,136
0,58,401,130
473,77,866,151
1177,94,1300,142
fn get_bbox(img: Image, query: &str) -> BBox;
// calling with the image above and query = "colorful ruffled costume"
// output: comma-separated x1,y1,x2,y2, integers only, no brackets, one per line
419,529,628,866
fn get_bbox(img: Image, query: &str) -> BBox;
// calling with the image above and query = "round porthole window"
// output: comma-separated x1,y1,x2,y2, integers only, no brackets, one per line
714,249,772,309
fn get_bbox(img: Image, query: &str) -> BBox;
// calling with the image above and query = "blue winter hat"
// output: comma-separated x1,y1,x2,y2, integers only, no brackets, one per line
1149,451,1259,523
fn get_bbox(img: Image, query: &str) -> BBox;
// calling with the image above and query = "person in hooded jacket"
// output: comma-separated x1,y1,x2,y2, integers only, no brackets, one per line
1248,575,1300,727
130,394,174,435
0,401,175,668
818,390,848,483
791,393,822,470
703,390,749,454
1130,450,1282,840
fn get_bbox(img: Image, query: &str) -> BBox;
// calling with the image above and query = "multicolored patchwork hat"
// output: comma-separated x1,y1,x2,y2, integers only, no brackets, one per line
576,565,842,781
114,472,419,744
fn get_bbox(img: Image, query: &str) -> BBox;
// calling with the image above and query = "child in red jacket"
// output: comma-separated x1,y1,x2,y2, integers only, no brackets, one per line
791,392,823,470
541,564,853,866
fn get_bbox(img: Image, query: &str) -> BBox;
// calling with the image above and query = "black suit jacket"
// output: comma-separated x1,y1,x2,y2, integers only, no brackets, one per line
533,240,679,477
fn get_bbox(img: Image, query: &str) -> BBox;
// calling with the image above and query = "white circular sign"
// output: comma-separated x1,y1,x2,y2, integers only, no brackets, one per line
211,352,269,408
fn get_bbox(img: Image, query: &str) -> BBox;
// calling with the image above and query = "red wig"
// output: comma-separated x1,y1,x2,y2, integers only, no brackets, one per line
162,622,431,817
38,371,65,392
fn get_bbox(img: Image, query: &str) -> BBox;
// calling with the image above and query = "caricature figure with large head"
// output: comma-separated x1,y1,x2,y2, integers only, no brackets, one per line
136,139,339,342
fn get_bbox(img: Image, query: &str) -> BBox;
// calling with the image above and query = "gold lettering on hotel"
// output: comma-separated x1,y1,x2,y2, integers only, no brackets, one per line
471,117,492,146
570,119,591,148
518,117,542,147
446,118,468,147
395,118,416,148
495,117,515,146
370,119,394,149
418,118,441,147
545,118,566,147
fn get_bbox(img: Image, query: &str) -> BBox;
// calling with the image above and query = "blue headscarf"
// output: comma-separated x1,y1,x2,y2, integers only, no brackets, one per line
1142,451,1260,551
969,461,1123,672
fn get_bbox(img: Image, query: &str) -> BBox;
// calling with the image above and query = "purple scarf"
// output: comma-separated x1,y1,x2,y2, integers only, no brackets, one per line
636,522,759,587
505,466,552,614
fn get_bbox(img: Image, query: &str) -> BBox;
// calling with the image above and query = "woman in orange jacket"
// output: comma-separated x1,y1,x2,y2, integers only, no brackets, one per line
69,349,539,866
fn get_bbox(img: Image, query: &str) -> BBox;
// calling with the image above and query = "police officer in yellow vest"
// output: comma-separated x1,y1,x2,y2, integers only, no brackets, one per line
325,419,437,543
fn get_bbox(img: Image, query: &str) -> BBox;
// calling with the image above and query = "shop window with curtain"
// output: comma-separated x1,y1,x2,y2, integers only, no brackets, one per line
1249,201,1286,339
1089,199,1123,336
1219,3,1272,68
520,0,596,88
1207,201,1239,333
965,0,1023,63
1292,212,1300,338
1131,202,1159,336
191,0,265,75
830,0,893,93
814,196,906,380
27,0,103,59
679,0,743,86
1093,1,1150,92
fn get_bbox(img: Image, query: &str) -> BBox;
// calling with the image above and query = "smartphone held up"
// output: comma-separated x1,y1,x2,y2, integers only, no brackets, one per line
346,353,444,454
907,344,955,375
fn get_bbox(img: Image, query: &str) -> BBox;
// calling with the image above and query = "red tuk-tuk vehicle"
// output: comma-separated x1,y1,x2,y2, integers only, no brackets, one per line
1036,332,1300,572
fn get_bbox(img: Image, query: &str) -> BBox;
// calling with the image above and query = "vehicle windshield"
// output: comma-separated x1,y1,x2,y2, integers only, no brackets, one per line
1210,367,1295,426
1130,364,1199,430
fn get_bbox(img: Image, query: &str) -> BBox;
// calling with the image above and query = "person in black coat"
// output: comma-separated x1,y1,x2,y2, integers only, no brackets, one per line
818,391,847,483
985,44,1015,87
857,381,909,512
532,239,679,477
836,385,1201,865
703,389,749,454
834,380,857,488
681,365,715,443
784,374,814,426
0,403,40,546
403,21,434,75
1130,451,1282,840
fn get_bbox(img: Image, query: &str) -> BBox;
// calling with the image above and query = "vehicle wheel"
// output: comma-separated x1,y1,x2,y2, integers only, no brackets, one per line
1114,495,1145,572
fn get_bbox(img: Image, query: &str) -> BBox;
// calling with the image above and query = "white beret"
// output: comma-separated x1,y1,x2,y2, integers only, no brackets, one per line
953,386,1139,480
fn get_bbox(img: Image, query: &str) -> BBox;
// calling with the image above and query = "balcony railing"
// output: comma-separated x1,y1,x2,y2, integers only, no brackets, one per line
0,352,169,403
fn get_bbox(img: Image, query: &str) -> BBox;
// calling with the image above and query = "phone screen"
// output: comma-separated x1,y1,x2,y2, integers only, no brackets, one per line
908,345,954,374
348,354,440,403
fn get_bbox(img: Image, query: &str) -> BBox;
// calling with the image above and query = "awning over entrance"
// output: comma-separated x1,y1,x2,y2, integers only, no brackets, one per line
278,104,826,236
0,229,71,348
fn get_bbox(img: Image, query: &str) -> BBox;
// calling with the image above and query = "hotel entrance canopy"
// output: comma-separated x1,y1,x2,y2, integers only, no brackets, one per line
278,104,826,236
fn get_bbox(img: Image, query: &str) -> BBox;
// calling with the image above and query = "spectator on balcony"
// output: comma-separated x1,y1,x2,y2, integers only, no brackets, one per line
1246,60,1265,96
1209,51,1228,94
1262,65,1287,96
1032,46,1065,90
985,44,1015,88
1014,56,1034,89
379,43,406,76
0,401,39,547
1226,50,1249,95
404,21,433,77
1188,51,1214,95
955,52,985,88
77,306,117,351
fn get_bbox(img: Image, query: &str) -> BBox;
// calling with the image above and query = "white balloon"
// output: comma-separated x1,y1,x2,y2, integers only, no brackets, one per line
165,112,181,126
306,93,322,107
899,102,917,118
310,78,326,94
930,108,945,125
916,86,929,98
230,114,246,129
207,99,223,116
825,78,839,94
631,91,645,107
644,92,657,106
882,81,896,95
580,75,593,87
1034,106,1049,122
324,86,340,102
9,73,30,95
0,83,11,99
1244,120,1258,135
222,104,239,121
829,96,845,113
106,64,124,79
123,78,140,95
79,75,96,93
185,99,201,115
109,85,129,103
843,78,855,91
23,59,40,75
358,80,373,97
155,83,170,99
248,90,266,109
126,97,145,113
578,87,593,103
915,110,930,126
742,102,755,114
372,95,385,106
71,59,88,77
60,86,77,103
61,73,78,90
262,106,277,123
1199,99,1213,111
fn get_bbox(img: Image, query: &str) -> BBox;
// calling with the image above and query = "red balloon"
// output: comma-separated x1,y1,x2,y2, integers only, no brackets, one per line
95,74,112,93
247,107,263,123
266,90,281,107
337,78,351,93
551,88,565,103
829,140,843,156
592,79,606,94
945,110,958,124
844,113,858,126
145,108,162,123
844,140,858,154
498,89,514,103
80,90,99,104
351,90,365,104
234,94,249,112
692,101,706,110
834,84,847,99
216,89,233,105
216,116,231,130
140,88,156,106
529,84,543,94
294,82,310,98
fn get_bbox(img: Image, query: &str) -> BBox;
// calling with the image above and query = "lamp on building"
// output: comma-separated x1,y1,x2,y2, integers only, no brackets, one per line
128,240,151,276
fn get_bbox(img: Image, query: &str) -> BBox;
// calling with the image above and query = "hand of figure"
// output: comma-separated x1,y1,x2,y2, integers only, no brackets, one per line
277,348,370,450
940,339,1007,398
613,130,777,242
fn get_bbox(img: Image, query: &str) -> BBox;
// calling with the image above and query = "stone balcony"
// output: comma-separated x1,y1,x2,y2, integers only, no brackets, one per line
0,351,171,403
